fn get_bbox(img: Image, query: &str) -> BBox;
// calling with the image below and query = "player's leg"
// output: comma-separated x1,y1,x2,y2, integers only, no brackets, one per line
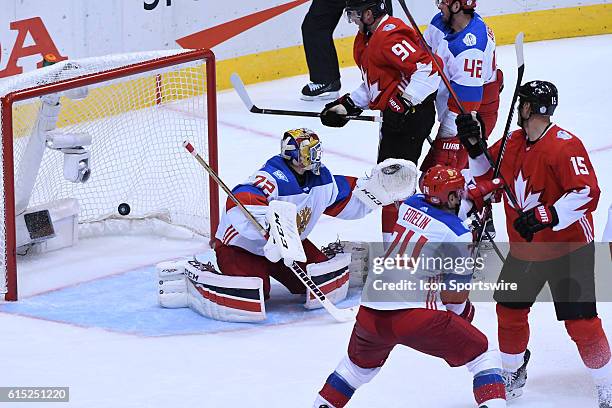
314,306,394,408
378,93,436,243
493,254,546,399
548,243,612,406
214,240,274,299
300,0,344,100
393,308,506,407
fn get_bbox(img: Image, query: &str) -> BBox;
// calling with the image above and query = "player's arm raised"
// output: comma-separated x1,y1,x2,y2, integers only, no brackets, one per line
325,159,418,218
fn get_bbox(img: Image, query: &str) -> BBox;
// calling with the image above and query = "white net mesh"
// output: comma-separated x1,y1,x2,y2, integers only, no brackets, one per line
0,49,217,298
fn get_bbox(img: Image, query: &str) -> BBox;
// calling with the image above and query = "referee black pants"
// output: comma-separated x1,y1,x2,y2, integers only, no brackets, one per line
302,0,393,84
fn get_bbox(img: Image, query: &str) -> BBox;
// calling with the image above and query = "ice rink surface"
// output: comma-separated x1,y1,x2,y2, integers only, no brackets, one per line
1,34,612,407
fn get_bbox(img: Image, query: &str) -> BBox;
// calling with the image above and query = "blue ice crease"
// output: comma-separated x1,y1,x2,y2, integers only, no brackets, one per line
0,260,361,336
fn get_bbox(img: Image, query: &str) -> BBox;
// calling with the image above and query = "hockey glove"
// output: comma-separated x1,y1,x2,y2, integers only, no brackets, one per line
513,205,559,242
456,112,487,159
320,94,363,128
383,93,417,132
466,178,505,212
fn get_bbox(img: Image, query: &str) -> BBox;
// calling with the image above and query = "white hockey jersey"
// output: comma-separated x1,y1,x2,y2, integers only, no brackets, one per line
424,12,498,138
215,155,372,256
361,194,474,311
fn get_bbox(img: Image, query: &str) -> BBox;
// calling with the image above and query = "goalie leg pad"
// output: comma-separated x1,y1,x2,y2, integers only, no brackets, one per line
157,260,188,308
305,253,350,310
184,260,266,322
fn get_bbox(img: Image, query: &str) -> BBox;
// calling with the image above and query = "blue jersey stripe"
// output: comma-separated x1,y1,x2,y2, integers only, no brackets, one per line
404,195,469,236
261,155,333,197
446,13,488,57
452,81,483,103
232,184,266,197
332,175,352,204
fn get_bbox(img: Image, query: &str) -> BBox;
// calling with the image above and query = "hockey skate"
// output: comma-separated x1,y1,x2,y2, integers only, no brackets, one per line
597,382,612,408
301,79,341,101
502,349,531,400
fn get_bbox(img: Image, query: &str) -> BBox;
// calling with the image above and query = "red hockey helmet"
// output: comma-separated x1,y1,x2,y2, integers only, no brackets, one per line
435,0,477,10
421,165,466,205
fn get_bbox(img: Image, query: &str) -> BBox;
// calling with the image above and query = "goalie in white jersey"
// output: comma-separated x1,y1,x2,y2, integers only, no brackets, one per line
158,128,419,322
314,165,507,408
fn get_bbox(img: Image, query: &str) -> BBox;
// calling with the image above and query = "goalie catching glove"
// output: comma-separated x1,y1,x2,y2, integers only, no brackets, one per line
353,158,418,210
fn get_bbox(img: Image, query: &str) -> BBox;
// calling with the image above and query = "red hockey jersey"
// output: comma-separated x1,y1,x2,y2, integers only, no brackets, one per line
349,15,441,111
471,124,600,261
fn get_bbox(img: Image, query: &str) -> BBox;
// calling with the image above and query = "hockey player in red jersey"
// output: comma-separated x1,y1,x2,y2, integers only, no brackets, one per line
456,81,612,407
313,166,507,408
319,0,441,245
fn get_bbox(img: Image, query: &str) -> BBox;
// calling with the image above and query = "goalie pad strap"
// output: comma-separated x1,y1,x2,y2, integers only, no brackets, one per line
157,260,188,308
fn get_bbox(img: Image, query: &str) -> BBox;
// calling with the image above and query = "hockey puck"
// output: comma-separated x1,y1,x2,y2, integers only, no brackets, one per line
118,203,131,216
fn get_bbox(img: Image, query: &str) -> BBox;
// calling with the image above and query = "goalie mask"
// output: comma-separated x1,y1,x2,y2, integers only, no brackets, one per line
281,128,322,175
421,165,465,206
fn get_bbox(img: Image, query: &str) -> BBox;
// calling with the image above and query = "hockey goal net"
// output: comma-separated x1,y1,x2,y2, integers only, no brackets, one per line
0,49,219,301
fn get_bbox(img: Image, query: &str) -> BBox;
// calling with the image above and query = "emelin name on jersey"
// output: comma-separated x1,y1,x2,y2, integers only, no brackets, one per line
402,207,432,230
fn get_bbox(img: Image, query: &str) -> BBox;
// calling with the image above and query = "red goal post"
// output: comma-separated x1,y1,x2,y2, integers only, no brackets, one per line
1,49,219,301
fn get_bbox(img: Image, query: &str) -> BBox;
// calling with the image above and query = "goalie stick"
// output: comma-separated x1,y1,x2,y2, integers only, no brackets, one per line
230,73,382,124
396,0,522,213
183,140,357,323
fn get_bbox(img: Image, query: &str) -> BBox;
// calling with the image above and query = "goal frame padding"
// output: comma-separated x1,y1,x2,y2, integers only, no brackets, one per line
1,48,219,301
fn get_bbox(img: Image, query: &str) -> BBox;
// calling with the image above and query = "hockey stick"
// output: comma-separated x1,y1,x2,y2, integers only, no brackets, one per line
474,33,525,254
494,32,525,178
230,73,382,123
183,141,357,323
396,0,521,212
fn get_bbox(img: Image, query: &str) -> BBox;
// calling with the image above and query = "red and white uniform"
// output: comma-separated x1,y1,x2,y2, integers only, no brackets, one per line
361,194,473,311
213,155,372,298
349,15,441,110
314,193,506,408
471,124,600,261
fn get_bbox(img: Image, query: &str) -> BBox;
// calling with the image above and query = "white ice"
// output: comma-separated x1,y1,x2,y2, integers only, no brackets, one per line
1,34,612,407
